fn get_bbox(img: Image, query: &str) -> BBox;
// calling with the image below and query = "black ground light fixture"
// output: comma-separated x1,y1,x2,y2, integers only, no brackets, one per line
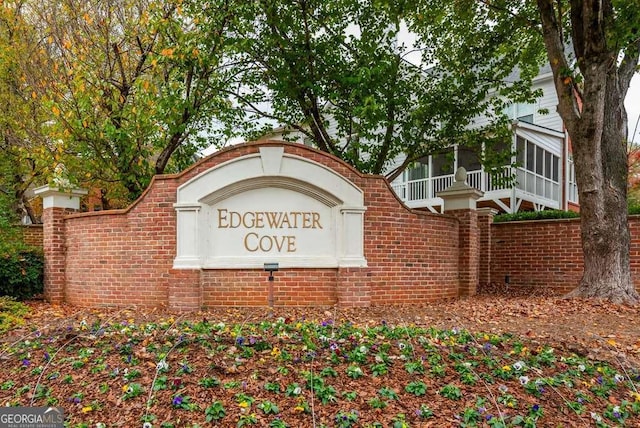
264,262,279,281
264,262,279,308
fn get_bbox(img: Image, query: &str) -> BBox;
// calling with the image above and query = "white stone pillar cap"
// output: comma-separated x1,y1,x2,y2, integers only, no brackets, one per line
438,167,484,211
34,185,88,210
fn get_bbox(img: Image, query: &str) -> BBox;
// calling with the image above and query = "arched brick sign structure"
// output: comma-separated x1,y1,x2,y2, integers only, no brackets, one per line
174,146,366,269
38,141,462,310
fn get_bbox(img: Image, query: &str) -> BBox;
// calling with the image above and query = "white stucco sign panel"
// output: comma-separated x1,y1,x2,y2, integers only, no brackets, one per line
206,188,336,267
173,146,367,269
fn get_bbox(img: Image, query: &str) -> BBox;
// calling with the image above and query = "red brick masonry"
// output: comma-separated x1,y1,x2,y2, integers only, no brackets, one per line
490,217,640,292
46,142,462,309
20,224,44,247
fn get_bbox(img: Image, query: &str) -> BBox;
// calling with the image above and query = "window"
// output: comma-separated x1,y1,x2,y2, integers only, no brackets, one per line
526,140,535,171
458,146,482,171
432,148,455,177
568,155,578,202
504,102,536,124
519,138,560,182
407,158,428,181
535,146,544,175
517,137,526,166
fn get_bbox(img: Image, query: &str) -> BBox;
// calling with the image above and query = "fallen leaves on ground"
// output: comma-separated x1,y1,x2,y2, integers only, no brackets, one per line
0,288,639,427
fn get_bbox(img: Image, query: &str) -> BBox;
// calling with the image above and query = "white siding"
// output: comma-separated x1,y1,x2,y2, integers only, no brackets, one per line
532,75,562,131
469,73,563,132
384,153,407,177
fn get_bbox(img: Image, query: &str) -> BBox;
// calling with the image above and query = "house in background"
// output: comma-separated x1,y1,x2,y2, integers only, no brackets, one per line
267,64,579,214
388,64,578,213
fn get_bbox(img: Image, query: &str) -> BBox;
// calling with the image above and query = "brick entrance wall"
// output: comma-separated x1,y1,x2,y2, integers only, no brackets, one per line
19,225,44,248
47,141,461,309
488,216,640,291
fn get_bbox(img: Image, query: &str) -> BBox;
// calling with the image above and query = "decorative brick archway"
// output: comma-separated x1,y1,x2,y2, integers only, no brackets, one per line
38,141,470,310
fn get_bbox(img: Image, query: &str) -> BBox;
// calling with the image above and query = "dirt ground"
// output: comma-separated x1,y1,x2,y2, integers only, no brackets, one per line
12,285,640,368
2,287,639,427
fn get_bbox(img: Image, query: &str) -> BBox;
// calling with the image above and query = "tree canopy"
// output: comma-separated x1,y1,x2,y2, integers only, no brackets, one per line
1,0,549,211
1,0,638,303
208,0,544,178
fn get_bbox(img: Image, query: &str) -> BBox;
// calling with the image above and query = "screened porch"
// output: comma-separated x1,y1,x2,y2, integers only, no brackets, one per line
390,122,571,213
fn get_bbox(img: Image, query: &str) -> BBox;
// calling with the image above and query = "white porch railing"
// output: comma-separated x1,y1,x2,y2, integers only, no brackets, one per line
515,169,560,202
392,167,560,206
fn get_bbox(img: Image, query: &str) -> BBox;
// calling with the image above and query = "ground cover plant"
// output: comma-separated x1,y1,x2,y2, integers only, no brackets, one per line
0,294,639,427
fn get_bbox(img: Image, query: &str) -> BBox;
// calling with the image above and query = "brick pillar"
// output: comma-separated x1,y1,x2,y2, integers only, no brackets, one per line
34,186,87,304
168,269,202,311
336,267,371,307
477,208,498,287
439,168,483,297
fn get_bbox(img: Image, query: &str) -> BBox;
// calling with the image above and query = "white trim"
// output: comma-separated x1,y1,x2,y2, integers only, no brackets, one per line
174,146,367,269
34,185,88,210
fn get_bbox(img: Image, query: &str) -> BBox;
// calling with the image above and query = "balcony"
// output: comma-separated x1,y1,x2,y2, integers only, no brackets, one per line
391,167,561,213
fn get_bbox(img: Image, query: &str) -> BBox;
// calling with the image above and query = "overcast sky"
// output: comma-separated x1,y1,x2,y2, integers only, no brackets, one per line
395,25,640,145
626,75,640,145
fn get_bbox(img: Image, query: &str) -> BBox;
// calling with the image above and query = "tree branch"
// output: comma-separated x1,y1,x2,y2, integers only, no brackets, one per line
618,39,640,96
537,0,582,130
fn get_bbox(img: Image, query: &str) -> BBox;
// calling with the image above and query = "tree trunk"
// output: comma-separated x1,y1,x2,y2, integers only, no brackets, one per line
566,68,639,304
536,0,640,304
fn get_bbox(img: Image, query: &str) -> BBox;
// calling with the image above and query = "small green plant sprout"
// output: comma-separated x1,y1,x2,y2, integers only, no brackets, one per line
199,376,220,388
237,413,258,427
430,364,446,377
415,404,434,419
269,418,288,428
368,397,388,409
370,363,388,376
320,366,338,377
264,381,281,393
459,407,482,425
533,347,556,366
405,381,427,396
439,384,462,400
343,391,357,401
204,401,226,422
391,413,409,428
1,380,15,390
378,387,399,400
335,410,359,427
123,368,141,381
224,380,240,389
122,383,144,400
153,375,168,391
257,400,279,415
346,365,364,379
404,360,425,374
285,383,302,397
316,384,338,404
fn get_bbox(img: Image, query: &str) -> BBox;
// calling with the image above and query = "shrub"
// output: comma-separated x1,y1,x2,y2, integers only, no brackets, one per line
0,243,44,299
628,204,640,215
0,296,30,334
493,210,580,223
